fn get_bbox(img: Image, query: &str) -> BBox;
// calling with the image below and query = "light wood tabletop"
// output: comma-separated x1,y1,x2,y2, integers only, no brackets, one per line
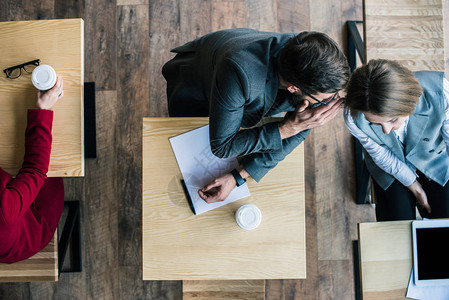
358,221,412,300
142,118,306,280
364,0,446,72
0,19,84,177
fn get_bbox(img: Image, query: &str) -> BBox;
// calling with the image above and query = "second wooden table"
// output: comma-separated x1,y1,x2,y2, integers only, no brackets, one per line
142,117,306,280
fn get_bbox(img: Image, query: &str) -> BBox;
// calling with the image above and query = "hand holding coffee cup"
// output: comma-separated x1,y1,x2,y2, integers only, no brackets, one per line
36,76,64,110
31,65,57,91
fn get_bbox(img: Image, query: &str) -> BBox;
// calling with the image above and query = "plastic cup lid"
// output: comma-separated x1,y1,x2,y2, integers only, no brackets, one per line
32,65,57,91
235,204,262,230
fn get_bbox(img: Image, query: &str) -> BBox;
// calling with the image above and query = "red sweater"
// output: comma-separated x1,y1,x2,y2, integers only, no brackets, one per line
0,110,62,263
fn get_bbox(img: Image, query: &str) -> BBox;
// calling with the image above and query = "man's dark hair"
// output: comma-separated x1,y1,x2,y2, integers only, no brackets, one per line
278,31,350,95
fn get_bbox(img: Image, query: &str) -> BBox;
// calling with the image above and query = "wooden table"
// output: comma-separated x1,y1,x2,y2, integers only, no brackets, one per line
142,118,306,280
364,0,446,72
358,221,412,299
0,19,84,177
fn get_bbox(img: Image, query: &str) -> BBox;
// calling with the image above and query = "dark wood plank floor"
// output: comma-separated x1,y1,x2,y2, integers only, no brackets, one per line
0,0,375,299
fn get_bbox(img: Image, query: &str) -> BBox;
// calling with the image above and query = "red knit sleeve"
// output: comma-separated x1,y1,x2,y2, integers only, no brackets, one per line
0,109,53,225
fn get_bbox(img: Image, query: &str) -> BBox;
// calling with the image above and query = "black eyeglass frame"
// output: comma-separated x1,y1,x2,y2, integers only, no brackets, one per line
302,90,338,108
3,59,40,79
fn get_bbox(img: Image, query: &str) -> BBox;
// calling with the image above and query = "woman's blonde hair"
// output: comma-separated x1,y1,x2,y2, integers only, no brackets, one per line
345,59,423,119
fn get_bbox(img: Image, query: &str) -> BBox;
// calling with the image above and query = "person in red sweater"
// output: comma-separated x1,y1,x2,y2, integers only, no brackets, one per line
0,77,65,263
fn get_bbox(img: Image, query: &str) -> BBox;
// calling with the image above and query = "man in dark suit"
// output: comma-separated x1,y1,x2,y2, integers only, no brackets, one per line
162,28,350,203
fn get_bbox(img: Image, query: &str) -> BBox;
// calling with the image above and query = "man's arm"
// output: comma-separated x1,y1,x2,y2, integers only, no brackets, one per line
198,130,309,203
199,105,341,202
241,129,309,182
239,98,343,182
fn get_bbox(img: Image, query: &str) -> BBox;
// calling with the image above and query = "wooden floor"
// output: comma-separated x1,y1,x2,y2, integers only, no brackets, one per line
0,0,375,299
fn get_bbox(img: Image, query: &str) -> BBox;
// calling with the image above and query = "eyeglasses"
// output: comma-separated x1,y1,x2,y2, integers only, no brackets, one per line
3,59,40,79
302,90,338,108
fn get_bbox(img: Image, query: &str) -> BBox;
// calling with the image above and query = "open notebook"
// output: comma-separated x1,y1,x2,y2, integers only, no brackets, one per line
169,125,250,215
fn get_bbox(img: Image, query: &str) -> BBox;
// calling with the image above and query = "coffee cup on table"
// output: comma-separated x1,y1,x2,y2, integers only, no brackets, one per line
235,204,262,230
31,65,57,91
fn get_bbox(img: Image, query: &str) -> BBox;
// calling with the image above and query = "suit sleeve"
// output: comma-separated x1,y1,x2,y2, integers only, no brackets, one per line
240,129,310,182
0,109,53,225
209,57,283,158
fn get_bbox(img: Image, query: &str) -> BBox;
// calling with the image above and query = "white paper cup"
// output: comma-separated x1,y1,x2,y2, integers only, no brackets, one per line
31,65,57,91
235,204,262,230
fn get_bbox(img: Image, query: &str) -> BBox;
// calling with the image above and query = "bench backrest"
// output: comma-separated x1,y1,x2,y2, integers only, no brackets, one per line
364,0,446,72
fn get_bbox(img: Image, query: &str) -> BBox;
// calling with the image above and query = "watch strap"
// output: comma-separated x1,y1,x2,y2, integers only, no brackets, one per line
231,168,246,187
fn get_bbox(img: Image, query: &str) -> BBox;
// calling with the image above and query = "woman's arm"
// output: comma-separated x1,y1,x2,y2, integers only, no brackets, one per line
0,77,63,225
345,112,431,212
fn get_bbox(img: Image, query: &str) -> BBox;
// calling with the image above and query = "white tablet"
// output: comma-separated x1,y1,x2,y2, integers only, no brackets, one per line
412,219,449,286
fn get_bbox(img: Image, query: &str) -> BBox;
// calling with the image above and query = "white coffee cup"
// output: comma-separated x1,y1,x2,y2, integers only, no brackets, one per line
235,204,262,230
31,65,57,91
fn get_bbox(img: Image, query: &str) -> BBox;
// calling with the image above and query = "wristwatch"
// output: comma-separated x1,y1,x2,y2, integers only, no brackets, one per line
231,168,246,187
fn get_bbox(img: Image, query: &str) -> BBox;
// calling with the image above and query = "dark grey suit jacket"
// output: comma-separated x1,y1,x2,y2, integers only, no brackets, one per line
162,28,310,181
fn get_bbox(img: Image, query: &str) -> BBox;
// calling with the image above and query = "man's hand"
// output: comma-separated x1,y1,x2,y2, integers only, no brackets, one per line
198,173,237,203
36,76,64,110
279,97,343,139
407,180,431,214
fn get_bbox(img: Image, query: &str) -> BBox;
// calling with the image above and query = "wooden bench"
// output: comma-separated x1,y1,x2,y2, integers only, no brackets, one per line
0,233,58,282
0,201,81,282
183,280,265,300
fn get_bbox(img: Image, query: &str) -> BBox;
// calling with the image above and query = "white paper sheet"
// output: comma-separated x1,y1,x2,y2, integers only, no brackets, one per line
406,269,449,300
169,125,250,215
